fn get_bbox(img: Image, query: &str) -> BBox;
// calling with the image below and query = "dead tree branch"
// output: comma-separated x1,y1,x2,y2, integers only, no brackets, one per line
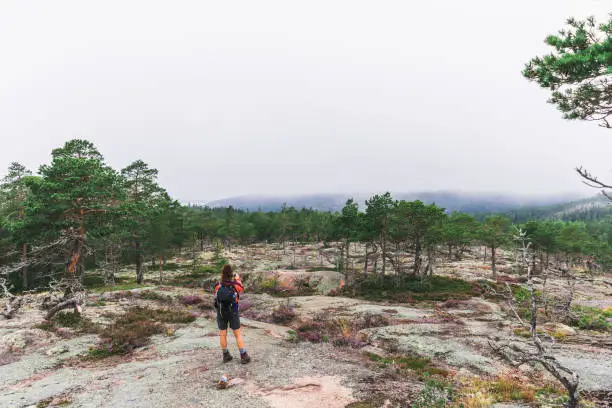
489,229,580,407
0,277,23,319
576,166,612,201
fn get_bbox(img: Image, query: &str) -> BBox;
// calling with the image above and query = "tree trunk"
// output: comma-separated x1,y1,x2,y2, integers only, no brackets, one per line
136,240,144,284
22,243,28,290
427,247,435,277
64,234,84,300
413,237,422,276
159,256,163,285
564,384,579,408
381,235,387,277
105,245,116,285
345,239,350,282
364,243,369,279
67,238,82,281
373,257,378,281
491,246,497,277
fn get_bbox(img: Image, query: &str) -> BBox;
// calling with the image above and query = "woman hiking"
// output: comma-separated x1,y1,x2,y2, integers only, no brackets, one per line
214,264,251,364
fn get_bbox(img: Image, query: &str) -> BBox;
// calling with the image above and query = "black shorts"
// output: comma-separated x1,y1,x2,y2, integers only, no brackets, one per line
217,309,241,331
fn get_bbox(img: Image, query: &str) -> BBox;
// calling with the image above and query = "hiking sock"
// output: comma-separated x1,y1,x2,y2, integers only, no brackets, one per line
223,349,229,355
239,348,246,355
240,350,251,364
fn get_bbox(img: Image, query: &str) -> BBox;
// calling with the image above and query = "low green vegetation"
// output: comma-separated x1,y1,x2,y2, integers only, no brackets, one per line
345,401,382,408
84,306,196,359
411,374,455,408
354,275,477,302
306,266,338,272
139,290,174,303
160,262,180,271
293,313,388,348
36,311,99,335
570,306,611,331
36,398,71,408
163,264,218,288
89,283,144,294
367,352,449,380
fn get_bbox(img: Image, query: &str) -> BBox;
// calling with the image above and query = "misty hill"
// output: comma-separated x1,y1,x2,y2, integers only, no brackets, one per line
500,194,611,222
201,191,587,214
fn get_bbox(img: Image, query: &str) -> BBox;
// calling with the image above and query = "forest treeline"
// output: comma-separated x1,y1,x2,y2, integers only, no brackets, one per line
1,140,612,292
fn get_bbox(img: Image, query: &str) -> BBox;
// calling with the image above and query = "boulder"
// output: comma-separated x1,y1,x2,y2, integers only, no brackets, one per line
543,322,577,337
0,329,38,351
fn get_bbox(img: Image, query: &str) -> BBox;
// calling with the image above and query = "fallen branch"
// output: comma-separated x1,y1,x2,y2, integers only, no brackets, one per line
1,297,23,319
44,297,83,320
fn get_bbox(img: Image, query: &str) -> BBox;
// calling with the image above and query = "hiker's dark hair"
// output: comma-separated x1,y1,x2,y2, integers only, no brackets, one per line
221,264,233,281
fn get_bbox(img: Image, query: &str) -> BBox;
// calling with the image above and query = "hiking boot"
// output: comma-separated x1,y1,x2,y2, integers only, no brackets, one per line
223,352,233,363
240,352,251,364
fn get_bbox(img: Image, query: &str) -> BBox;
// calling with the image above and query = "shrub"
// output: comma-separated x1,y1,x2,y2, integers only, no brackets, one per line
36,321,56,332
140,290,173,303
491,375,535,402
245,273,285,296
356,275,475,302
193,265,217,275
83,274,105,287
439,299,461,309
161,262,180,271
367,353,448,379
496,275,526,284
307,266,337,272
260,276,280,293
294,275,322,296
180,295,204,305
272,304,296,324
93,307,196,356
139,307,197,324
90,281,143,294
296,321,326,343
570,306,610,331
53,311,84,328
454,374,539,407
216,257,229,269
99,320,165,354
38,312,99,334
358,313,390,329
411,375,454,408
293,316,373,349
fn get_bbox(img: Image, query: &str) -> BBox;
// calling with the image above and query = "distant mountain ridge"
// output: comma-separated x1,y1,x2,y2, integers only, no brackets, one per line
500,194,611,222
194,191,588,214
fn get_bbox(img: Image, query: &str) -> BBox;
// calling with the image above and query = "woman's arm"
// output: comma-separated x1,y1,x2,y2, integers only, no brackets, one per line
233,275,244,294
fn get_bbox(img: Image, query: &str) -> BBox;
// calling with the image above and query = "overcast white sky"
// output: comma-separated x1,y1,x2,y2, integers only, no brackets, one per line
0,0,611,201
